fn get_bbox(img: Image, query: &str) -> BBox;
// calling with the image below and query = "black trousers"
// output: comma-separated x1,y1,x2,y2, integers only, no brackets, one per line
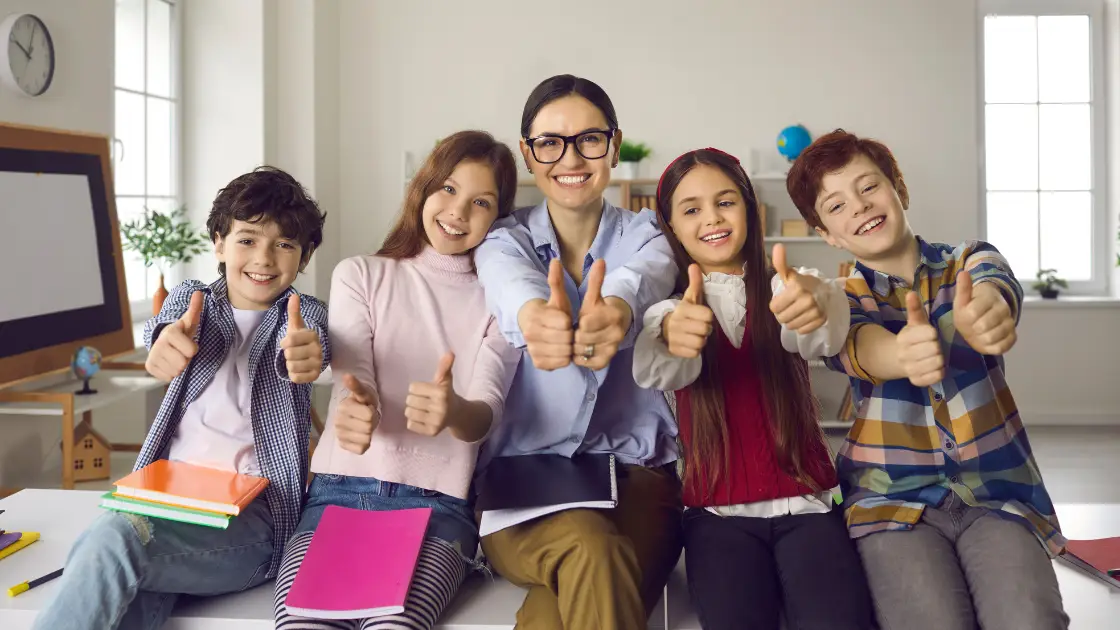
683,507,875,630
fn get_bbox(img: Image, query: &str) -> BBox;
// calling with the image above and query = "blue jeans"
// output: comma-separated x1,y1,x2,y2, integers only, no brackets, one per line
298,474,479,560
32,499,274,630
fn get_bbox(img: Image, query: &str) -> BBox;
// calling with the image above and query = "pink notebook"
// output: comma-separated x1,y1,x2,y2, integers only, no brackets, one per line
284,505,432,619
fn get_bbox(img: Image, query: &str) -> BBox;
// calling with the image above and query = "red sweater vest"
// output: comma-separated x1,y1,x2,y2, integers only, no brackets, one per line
675,325,837,509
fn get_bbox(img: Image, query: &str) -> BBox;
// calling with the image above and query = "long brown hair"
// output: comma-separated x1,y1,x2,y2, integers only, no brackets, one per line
378,130,517,259
655,148,829,502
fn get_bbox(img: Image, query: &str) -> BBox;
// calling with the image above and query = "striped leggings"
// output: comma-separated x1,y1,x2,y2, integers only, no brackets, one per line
273,530,469,630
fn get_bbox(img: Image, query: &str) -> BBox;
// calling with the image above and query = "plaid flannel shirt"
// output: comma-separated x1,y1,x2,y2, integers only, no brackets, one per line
136,277,330,576
824,237,1064,557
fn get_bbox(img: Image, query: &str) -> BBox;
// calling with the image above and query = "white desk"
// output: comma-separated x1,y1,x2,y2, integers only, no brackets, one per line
1,490,1114,629
664,503,1120,630
0,490,665,629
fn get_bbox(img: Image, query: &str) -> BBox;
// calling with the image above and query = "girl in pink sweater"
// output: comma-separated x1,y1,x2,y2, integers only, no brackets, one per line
274,131,522,629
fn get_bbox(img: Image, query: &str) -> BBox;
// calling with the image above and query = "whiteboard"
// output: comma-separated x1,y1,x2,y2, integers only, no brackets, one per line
0,171,105,323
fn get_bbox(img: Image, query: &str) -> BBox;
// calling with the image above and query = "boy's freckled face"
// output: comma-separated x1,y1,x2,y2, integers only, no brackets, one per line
214,218,305,310
812,154,909,261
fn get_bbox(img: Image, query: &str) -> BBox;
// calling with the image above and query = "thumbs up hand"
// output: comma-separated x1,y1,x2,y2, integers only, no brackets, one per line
335,373,381,454
575,259,632,371
662,264,714,359
280,294,323,383
952,270,1017,355
768,244,828,334
517,259,575,371
405,353,462,437
146,291,203,382
897,291,945,387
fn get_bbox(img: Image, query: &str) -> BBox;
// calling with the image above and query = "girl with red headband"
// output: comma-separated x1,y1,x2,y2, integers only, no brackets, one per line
633,148,873,629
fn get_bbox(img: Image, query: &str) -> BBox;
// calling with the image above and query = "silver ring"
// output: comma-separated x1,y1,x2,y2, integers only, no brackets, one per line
582,344,595,359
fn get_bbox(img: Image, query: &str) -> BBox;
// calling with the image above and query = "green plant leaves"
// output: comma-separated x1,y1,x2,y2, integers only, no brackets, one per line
120,205,208,274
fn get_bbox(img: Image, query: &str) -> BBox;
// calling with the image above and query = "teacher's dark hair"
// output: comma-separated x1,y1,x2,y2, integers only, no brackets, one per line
520,74,619,138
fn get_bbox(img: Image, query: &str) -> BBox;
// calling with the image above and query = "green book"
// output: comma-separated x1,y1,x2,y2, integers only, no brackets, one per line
99,492,232,529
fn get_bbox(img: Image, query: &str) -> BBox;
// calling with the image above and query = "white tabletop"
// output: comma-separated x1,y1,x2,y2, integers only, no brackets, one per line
0,490,536,629
1,490,1114,629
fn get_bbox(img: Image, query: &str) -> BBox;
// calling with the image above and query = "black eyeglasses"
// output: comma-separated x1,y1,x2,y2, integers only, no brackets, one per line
524,128,616,164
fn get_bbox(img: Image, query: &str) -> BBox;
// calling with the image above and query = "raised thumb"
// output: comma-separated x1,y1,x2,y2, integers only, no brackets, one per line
583,259,606,309
180,291,203,337
342,373,374,406
683,264,705,305
434,352,455,385
954,270,973,308
906,291,929,326
546,259,570,312
287,294,306,330
771,243,792,281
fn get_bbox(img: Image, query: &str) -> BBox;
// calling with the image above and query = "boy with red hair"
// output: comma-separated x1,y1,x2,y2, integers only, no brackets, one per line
785,129,1067,630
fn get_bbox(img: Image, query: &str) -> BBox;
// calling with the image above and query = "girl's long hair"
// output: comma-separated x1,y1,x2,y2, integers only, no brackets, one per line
655,148,829,502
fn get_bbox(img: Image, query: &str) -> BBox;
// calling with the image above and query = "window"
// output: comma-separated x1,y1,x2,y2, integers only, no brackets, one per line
83,438,93,449
114,0,180,317
979,0,1107,294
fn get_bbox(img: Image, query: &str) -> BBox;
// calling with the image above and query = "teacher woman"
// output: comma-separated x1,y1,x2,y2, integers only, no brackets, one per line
474,74,682,630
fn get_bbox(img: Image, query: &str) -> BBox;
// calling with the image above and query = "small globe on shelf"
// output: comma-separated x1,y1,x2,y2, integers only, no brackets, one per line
71,346,102,395
777,124,813,162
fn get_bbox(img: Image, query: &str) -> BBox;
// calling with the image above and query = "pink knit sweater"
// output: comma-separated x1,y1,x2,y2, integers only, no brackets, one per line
311,247,519,499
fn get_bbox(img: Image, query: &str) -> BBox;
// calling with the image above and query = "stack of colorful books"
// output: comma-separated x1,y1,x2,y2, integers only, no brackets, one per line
99,460,269,529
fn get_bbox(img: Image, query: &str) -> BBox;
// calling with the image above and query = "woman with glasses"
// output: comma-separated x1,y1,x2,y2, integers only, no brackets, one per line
472,74,683,629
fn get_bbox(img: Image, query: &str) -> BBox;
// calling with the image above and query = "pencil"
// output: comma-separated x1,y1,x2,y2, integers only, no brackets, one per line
7,568,63,597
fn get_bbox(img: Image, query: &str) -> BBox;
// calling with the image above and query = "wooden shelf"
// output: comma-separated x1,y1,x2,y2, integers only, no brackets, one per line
764,236,825,243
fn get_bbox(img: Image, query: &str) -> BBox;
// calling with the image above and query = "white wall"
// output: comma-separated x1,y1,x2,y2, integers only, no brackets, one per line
337,0,981,256
0,0,151,489
180,0,267,283
0,0,113,134
332,0,1120,425
181,0,339,299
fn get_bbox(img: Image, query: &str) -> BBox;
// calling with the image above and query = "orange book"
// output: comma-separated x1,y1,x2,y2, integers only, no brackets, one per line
112,460,268,516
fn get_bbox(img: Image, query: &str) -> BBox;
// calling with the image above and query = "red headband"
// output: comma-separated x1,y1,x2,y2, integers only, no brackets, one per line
655,147,743,202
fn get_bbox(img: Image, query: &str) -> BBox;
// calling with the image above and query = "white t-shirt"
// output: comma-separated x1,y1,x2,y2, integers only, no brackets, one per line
168,307,265,475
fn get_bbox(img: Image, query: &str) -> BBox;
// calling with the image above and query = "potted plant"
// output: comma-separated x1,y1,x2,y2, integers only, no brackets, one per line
616,140,652,180
120,206,209,314
1032,268,1067,299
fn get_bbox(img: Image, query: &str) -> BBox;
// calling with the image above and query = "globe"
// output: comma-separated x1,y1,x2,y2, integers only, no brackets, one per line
71,346,102,395
777,124,812,162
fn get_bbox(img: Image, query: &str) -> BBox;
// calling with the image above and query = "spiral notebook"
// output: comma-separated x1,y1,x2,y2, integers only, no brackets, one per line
476,453,618,537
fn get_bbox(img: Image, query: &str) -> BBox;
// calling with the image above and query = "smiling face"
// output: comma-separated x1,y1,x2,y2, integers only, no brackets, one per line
214,218,305,310
420,159,500,255
520,95,620,213
813,154,912,262
667,165,749,275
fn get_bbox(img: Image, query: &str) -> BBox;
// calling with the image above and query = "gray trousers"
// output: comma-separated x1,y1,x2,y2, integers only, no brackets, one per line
856,493,1068,630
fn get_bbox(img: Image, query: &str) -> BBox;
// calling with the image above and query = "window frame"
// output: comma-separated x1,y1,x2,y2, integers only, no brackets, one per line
977,0,1108,295
114,0,183,321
